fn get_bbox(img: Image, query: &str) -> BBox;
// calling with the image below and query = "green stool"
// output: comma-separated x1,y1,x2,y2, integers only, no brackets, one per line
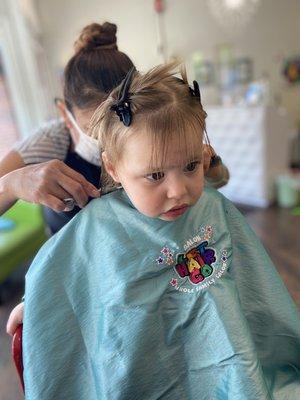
0,201,48,284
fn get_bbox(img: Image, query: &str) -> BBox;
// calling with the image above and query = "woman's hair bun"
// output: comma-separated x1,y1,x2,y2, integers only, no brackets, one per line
74,22,118,53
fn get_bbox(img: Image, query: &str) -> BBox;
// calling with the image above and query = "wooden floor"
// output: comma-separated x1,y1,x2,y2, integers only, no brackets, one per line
0,205,299,400
242,205,300,308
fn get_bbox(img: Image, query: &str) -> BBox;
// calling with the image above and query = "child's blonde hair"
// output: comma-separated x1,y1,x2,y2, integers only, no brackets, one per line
89,61,207,187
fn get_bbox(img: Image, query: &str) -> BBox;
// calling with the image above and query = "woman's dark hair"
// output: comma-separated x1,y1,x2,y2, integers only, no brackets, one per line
63,22,135,111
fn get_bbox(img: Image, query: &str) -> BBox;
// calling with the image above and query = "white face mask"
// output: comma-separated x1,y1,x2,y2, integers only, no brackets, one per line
66,110,101,166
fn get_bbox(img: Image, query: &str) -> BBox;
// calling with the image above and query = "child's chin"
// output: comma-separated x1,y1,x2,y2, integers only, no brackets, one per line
138,211,178,222
158,215,179,221
158,210,188,221
137,208,187,221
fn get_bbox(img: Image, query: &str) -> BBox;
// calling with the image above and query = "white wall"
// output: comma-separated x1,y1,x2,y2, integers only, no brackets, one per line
35,0,300,124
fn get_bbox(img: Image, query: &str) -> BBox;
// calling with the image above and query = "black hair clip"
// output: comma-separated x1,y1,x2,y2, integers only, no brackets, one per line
111,67,136,127
189,80,202,103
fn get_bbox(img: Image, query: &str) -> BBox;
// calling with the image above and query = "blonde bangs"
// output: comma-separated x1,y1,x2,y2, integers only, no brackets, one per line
136,106,205,171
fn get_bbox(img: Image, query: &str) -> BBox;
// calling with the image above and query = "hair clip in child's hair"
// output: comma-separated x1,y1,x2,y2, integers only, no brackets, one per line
111,101,132,127
209,155,222,168
111,67,136,127
189,80,202,103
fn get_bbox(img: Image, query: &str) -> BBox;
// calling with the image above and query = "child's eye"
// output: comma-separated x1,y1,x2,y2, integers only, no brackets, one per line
184,161,200,172
145,171,165,181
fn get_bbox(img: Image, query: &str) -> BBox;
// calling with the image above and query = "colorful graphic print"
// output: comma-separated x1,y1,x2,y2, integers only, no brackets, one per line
175,241,216,285
156,246,174,265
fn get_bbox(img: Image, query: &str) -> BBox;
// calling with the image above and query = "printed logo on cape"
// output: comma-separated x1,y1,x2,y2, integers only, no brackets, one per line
156,225,229,294
175,240,215,284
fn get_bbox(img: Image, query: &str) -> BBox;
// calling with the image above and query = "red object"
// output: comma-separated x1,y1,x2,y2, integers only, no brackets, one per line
154,0,164,13
12,324,24,392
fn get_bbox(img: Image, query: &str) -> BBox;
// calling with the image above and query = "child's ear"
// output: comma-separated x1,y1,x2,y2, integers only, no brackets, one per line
102,152,120,183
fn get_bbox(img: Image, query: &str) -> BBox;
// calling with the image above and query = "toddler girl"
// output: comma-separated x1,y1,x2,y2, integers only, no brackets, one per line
23,63,299,399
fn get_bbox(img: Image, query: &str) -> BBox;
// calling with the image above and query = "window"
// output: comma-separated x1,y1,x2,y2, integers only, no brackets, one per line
0,54,19,159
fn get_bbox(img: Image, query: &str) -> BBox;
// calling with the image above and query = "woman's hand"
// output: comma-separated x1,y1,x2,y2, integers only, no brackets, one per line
6,302,24,336
1,159,100,212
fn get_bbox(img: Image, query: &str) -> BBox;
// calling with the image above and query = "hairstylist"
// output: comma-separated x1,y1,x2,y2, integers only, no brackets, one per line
0,22,135,234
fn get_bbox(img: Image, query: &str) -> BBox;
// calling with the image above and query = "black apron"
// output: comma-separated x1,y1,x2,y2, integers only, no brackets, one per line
43,150,101,234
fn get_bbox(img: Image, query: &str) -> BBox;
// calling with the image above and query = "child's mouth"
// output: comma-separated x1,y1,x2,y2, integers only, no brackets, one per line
163,204,189,218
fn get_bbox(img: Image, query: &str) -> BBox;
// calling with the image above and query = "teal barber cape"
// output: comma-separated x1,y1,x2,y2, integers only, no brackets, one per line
23,187,300,399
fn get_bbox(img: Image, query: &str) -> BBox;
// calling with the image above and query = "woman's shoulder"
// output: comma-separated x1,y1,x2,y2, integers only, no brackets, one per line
14,118,71,164
18,118,69,142
39,118,69,137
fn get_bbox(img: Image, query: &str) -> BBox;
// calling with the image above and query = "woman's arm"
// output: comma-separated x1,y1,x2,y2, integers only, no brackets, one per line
0,120,100,215
0,149,25,176
0,150,26,214
0,157,101,215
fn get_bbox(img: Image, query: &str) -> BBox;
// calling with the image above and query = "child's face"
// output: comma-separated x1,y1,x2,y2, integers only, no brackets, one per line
106,130,204,221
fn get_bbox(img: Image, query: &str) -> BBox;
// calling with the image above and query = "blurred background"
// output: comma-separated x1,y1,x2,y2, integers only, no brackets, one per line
0,1,299,399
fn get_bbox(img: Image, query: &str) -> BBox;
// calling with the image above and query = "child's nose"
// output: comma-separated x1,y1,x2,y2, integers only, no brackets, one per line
166,176,188,200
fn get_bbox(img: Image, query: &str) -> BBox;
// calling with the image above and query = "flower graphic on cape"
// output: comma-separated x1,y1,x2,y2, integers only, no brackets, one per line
174,241,216,285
